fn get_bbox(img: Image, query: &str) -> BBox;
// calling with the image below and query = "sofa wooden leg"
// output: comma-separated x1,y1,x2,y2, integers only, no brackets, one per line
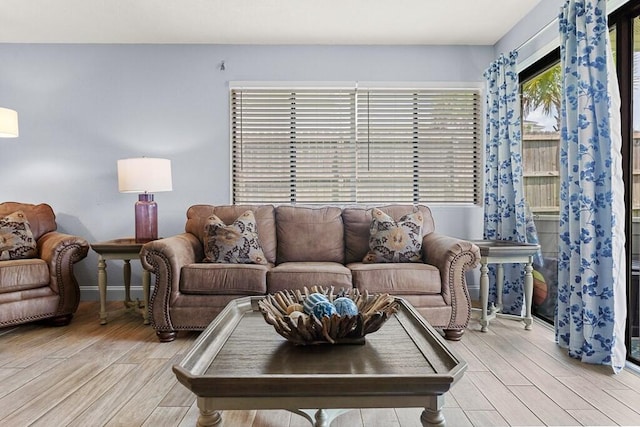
157,330,177,342
47,314,74,326
443,329,464,341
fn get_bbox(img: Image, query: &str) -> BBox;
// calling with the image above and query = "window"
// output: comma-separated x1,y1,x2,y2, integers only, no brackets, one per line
231,86,482,205
521,58,562,215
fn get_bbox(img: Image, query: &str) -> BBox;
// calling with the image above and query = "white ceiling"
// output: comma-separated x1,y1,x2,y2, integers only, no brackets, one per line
0,0,542,45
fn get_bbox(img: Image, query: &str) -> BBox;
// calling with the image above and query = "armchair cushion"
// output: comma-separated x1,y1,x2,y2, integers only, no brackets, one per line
0,210,37,260
0,259,49,293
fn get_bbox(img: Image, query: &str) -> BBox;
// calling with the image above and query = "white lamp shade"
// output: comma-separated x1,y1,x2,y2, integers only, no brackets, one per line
117,157,173,193
0,107,19,138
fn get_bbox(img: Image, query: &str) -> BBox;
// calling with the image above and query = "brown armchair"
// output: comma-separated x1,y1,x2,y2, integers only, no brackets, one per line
0,202,89,327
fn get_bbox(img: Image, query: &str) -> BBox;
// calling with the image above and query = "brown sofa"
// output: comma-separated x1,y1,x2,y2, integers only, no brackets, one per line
141,204,480,342
0,202,89,327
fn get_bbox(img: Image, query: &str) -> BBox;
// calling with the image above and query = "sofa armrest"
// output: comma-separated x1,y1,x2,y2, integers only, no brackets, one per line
38,231,90,315
422,232,480,329
140,233,203,332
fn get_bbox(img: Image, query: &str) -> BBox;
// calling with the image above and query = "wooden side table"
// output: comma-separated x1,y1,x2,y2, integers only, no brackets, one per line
90,238,151,325
472,240,541,332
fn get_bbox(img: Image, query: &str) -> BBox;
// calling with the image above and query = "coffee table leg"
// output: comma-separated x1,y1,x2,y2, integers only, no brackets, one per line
421,394,445,427
196,397,222,427
294,409,350,426
314,409,329,427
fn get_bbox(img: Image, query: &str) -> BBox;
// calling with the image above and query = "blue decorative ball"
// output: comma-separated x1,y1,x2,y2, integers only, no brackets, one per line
311,300,337,318
303,292,329,314
333,297,358,316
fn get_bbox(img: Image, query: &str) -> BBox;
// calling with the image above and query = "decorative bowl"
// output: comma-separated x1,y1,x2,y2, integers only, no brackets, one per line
257,286,398,345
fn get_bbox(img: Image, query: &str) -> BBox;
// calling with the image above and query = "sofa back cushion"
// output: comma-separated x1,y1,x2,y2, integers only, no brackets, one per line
0,202,57,241
185,205,277,264
342,204,435,264
275,206,344,263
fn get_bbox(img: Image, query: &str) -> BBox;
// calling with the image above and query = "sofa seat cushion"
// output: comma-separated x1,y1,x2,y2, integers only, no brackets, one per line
267,262,352,293
348,262,441,295
179,263,269,295
0,259,50,294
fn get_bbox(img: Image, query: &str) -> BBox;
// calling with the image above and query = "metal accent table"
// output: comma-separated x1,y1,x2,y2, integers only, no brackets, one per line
472,240,541,332
90,238,150,325
173,297,467,427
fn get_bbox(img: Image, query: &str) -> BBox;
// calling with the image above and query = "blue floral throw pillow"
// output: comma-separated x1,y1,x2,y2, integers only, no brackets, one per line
363,208,423,263
0,210,37,260
203,210,267,264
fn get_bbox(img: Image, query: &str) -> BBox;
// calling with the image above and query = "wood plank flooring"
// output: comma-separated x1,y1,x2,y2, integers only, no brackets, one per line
1,301,640,427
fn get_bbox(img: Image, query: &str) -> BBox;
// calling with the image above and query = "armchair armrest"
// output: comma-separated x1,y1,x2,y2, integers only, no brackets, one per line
422,232,480,330
140,233,203,333
38,231,90,315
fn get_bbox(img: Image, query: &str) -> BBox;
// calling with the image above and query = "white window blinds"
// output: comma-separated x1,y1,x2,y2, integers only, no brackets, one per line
231,86,481,205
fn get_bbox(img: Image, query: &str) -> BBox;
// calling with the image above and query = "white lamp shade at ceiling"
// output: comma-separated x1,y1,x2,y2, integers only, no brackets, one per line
0,107,19,138
117,157,173,193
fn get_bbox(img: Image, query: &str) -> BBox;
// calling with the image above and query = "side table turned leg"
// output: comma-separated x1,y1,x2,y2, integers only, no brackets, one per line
98,257,108,325
480,261,489,332
523,258,534,330
496,263,504,312
123,259,132,307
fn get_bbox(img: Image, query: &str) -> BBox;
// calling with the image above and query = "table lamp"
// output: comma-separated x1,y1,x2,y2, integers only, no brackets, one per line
117,157,172,243
0,107,19,138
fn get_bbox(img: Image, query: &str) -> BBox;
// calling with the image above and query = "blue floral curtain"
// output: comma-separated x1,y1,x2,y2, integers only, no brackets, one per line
483,52,541,314
557,0,626,373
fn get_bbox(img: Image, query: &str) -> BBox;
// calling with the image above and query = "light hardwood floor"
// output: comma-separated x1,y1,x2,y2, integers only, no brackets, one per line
1,301,640,427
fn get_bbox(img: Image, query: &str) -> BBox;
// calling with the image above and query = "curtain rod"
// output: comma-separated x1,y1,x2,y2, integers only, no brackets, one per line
514,17,557,54
514,0,628,54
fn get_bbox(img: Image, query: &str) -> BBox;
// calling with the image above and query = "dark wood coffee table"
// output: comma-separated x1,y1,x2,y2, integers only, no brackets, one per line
173,296,467,427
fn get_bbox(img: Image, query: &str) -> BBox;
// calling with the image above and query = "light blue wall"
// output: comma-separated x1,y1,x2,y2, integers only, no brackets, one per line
495,0,564,66
0,44,492,298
